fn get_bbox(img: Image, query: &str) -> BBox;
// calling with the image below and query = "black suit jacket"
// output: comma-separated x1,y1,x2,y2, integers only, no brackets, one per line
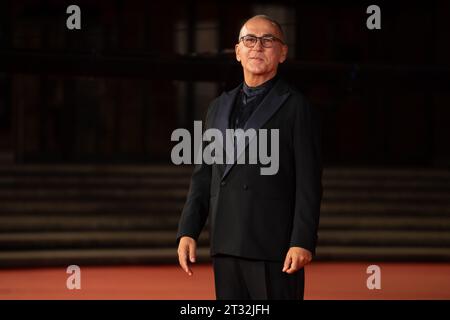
176,77,322,262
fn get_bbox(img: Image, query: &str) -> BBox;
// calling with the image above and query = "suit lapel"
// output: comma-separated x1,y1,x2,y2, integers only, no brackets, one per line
221,78,291,180
214,85,241,147
211,85,240,173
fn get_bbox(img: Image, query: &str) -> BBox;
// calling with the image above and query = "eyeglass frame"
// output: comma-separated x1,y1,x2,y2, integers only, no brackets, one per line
239,34,285,48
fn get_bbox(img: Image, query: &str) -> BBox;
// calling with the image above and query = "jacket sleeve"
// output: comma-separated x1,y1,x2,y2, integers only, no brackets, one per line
289,95,323,255
176,101,216,244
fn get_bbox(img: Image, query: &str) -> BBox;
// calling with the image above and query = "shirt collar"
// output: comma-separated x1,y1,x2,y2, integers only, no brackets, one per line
242,75,278,98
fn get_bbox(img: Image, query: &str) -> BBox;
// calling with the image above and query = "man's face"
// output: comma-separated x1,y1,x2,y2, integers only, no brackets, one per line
235,18,288,79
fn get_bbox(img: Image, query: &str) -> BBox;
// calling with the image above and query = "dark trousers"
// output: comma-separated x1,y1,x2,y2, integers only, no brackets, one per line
212,254,305,300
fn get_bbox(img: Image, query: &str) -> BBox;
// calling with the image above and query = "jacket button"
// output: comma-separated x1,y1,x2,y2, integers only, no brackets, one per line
243,184,248,190
221,181,226,187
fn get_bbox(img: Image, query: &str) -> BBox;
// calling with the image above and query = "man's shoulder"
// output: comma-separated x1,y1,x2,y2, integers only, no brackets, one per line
277,80,320,124
206,94,224,115
222,83,242,98
207,83,241,111
270,79,310,114
281,79,307,102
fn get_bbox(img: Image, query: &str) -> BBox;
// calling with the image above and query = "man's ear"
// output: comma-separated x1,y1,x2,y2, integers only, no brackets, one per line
235,44,241,62
279,45,288,63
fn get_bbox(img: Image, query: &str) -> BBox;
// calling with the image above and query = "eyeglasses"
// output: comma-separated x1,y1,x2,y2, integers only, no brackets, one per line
239,35,284,48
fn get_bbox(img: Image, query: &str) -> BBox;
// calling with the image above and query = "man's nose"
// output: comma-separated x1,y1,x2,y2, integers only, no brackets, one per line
252,38,264,50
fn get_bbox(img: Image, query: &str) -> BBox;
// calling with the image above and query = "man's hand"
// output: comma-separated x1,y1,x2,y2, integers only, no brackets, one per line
177,236,197,276
282,247,312,274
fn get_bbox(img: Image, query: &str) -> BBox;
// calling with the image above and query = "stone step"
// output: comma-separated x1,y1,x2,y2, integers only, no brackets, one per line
0,171,450,187
0,201,185,214
0,231,209,250
322,168,450,179
0,215,182,232
1,245,450,268
321,202,450,216
0,188,188,200
0,200,449,216
323,180,450,189
0,248,211,268
317,230,450,246
0,165,193,175
1,215,449,233
0,189,449,203
0,229,448,250
0,166,449,189
0,165,447,265
323,190,450,202
315,246,450,261
0,165,449,178
319,216,450,230
0,185,448,200
0,176,191,187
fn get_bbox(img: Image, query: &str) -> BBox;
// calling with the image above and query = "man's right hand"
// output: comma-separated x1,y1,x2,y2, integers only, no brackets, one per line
177,236,197,276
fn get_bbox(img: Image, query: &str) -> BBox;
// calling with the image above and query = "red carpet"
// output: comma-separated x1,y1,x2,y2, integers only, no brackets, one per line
1,262,449,300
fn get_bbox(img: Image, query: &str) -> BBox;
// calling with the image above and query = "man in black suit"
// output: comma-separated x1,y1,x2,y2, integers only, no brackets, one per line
176,15,322,300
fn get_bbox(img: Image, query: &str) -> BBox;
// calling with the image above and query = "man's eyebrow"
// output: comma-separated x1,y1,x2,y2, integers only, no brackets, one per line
242,33,277,37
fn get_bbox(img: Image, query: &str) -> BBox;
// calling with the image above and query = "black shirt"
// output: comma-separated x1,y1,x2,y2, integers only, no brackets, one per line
229,76,278,130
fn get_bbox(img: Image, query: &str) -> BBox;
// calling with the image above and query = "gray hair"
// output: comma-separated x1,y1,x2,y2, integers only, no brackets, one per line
238,15,285,41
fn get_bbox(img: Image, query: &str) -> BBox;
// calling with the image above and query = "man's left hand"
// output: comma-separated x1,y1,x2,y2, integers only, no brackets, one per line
282,247,312,274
